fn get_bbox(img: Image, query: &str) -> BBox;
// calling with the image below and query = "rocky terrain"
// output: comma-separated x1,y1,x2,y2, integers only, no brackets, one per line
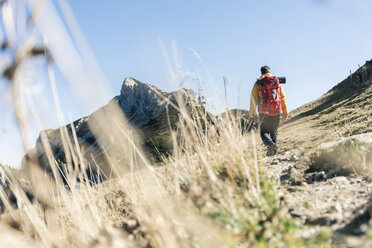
262,137,372,246
264,139,372,232
1,59,371,246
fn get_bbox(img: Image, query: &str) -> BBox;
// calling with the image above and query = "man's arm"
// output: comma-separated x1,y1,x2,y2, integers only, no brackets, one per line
249,83,260,118
279,84,288,119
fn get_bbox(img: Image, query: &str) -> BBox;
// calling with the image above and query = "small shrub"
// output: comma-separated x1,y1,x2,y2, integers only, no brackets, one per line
309,138,372,177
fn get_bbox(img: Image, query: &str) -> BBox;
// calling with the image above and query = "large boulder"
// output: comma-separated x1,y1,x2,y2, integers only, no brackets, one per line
22,77,204,182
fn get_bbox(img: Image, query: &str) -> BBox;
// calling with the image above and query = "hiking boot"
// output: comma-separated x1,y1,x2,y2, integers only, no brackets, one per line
266,144,278,157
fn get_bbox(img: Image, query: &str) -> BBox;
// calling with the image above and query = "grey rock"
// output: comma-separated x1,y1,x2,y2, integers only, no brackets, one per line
118,78,167,127
360,224,368,233
291,154,299,161
333,176,349,184
118,77,201,127
314,171,327,181
23,77,204,183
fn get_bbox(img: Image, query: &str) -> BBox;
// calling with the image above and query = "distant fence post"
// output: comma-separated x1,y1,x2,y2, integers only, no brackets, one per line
358,64,364,83
350,69,352,85
223,76,229,109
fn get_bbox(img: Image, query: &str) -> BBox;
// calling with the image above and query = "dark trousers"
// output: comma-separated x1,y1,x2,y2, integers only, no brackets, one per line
259,114,280,155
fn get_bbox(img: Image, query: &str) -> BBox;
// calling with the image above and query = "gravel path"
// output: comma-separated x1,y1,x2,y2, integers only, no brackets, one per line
263,149,372,236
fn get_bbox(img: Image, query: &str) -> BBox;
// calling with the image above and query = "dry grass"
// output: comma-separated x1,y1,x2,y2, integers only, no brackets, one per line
1,96,323,247
0,1,335,247
306,138,372,177
279,79,372,152
0,91,305,247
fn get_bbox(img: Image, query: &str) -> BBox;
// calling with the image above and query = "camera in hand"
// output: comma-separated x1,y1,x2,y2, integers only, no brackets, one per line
278,77,286,84
256,77,286,85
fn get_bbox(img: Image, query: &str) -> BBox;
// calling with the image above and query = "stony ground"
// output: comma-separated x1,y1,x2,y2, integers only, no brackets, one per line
262,133,372,246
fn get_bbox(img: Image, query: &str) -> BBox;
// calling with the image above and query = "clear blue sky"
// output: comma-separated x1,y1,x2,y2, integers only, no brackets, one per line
65,0,372,110
1,0,372,167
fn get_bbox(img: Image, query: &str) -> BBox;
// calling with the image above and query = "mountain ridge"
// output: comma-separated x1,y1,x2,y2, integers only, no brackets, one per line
279,59,372,152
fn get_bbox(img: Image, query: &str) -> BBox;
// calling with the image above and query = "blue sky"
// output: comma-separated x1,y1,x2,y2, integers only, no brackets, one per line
65,0,372,110
1,0,372,167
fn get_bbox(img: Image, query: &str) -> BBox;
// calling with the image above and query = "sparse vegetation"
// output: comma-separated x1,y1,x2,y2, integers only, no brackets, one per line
279,62,372,153
1,97,319,247
1,1,372,247
308,138,372,177
302,200,310,208
0,1,317,244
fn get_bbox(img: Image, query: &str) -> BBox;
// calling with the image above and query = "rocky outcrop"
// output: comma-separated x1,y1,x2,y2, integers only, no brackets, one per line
117,77,201,126
118,77,168,126
23,77,204,181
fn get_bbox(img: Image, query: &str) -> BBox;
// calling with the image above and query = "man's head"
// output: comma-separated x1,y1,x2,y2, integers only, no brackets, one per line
260,65,271,75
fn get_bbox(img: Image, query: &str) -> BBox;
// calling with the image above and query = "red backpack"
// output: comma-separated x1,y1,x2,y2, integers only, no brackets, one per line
257,76,282,116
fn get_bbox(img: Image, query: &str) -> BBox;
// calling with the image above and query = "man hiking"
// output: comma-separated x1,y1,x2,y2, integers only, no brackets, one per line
249,65,288,156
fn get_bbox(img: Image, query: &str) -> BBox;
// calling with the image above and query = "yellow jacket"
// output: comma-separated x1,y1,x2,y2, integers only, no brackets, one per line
249,73,288,117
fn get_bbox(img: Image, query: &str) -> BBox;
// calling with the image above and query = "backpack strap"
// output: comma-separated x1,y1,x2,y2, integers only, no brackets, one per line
255,78,265,85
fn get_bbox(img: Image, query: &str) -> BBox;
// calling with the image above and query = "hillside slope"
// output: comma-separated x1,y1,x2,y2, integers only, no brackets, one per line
280,59,372,151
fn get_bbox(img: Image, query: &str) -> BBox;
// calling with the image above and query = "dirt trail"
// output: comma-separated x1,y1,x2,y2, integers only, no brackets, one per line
263,133,372,241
